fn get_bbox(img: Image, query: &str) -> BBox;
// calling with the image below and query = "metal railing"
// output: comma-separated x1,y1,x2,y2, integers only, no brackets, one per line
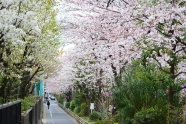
21,108,33,124
0,97,42,124
0,100,21,124
21,97,43,124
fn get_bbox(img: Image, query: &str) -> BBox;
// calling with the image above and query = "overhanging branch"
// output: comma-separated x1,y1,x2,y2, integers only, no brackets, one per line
175,71,186,78
152,55,170,74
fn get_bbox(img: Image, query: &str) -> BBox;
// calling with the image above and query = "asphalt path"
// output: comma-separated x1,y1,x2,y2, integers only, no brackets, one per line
42,100,78,124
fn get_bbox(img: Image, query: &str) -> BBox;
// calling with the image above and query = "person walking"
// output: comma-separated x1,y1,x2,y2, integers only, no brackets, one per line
47,100,50,109
44,92,47,103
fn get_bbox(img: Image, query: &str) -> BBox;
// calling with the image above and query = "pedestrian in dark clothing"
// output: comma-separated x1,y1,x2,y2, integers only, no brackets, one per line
47,100,50,109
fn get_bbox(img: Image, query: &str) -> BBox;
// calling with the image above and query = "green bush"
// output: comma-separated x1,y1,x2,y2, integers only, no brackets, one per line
79,103,88,116
133,107,165,124
95,119,112,124
58,96,63,104
53,94,64,104
74,106,81,114
90,111,101,121
99,108,108,119
65,102,70,108
112,60,171,123
94,114,119,124
73,92,81,106
21,95,36,112
70,100,76,111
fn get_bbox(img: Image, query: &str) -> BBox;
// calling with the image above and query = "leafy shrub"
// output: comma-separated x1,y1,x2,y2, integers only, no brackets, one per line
94,114,119,124
65,102,70,108
133,107,165,124
74,106,81,114
167,105,182,124
73,92,81,106
70,100,76,111
79,103,88,116
90,111,101,121
58,96,64,105
54,94,64,104
99,108,108,119
95,119,112,124
21,95,36,112
112,61,170,123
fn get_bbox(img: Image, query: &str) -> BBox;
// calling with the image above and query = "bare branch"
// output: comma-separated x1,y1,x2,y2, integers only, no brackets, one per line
87,1,121,14
177,36,186,46
122,0,129,4
152,55,170,74
175,71,186,78
106,0,113,8
175,47,186,54
155,27,171,38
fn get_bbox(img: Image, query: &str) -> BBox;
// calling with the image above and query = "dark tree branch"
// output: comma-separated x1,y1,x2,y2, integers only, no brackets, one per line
175,71,186,78
0,40,5,62
155,27,172,38
29,84,36,94
26,66,43,84
143,14,148,19
122,0,129,4
87,1,121,14
0,2,5,10
13,1,22,26
23,43,29,57
152,55,170,74
175,47,186,54
106,0,113,8
111,63,117,77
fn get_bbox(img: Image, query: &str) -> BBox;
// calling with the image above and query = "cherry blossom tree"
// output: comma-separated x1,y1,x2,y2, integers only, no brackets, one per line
47,1,186,120
40,1,185,117
53,0,140,94
0,0,60,102
55,0,186,95
130,1,186,122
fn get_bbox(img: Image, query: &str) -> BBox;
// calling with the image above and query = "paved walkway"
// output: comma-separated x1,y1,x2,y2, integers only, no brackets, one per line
42,100,78,124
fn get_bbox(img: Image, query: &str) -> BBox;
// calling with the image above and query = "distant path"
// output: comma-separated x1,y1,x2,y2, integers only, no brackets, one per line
42,100,78,124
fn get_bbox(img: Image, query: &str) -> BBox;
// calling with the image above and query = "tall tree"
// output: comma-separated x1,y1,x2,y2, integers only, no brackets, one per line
0,0,60,102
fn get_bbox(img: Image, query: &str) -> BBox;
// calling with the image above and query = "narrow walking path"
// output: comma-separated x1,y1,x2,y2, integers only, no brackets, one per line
42,100,78,124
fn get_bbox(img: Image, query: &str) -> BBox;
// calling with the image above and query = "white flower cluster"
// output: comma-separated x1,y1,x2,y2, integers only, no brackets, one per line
46,0,186,93
0,0,60,92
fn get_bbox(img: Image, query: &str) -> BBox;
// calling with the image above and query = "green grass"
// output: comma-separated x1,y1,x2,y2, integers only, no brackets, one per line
81,116,96,124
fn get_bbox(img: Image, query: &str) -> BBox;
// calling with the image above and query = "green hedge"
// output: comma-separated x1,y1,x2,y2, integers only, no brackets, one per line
65,102,70,108
79,103,88,116
21,95,37,112
133,107,165,124
95,114,119,124
89,111,101,121
74,106,81,114
70,100,76,111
